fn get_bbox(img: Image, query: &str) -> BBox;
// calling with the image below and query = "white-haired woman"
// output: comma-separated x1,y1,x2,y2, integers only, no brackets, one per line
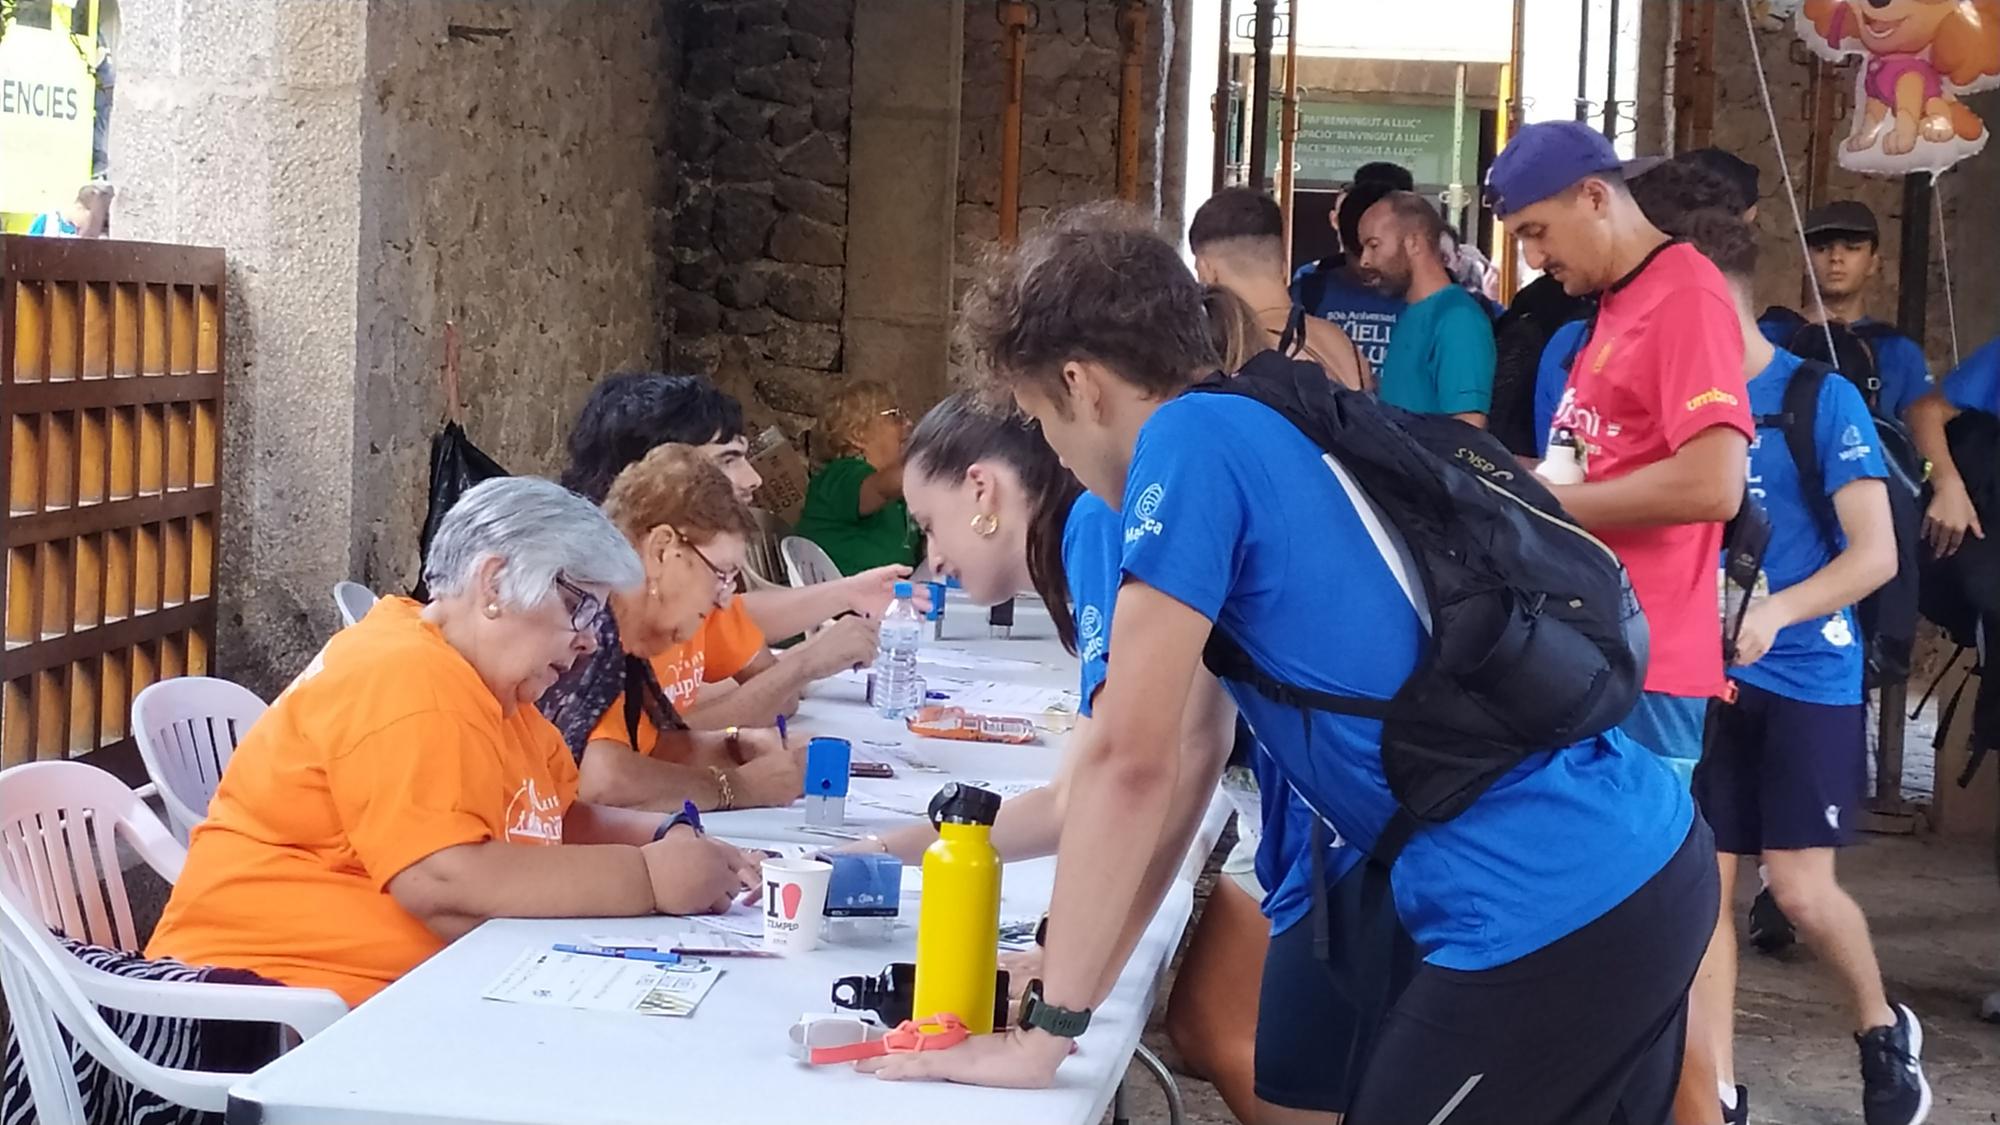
148,477,761,1008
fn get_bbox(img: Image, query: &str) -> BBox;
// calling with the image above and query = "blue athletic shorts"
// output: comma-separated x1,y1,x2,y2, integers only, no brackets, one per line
1693,681,1867,853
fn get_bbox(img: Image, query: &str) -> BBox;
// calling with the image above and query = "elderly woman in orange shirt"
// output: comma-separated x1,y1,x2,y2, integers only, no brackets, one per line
147,477,761,1007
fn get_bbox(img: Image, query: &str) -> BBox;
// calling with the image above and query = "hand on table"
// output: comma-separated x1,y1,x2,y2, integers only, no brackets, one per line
795,614,880,678
641,829,762,914
858,1026,1070,1087
726,741,806,809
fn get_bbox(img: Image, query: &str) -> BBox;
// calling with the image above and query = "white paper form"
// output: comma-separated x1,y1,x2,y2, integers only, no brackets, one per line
482,949,723,1017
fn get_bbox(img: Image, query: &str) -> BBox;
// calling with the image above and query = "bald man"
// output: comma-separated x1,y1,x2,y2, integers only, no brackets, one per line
1358,191,1496,427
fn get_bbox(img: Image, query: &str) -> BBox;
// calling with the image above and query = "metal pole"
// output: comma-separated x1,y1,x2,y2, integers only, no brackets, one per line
1279,0,1299,258
1497,0,1525,298
1575,0,1592,123
1212,0,1232,192
998,1,1030,246
1898,173,1932,339
1116,0,1147,202
1447,63,1468,235
1249,0,1274,191
1602,0,1621,140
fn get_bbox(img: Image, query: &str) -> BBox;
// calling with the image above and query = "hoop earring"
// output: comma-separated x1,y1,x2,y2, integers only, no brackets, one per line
970,512,999,538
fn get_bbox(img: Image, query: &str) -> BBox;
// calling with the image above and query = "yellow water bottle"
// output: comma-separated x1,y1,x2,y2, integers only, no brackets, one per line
914,783,1003,1033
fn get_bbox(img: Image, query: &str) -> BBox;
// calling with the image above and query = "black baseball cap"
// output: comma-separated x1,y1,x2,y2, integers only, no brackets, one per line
1803,201,1880,241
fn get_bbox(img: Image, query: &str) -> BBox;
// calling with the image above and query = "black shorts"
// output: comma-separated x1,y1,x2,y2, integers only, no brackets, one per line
1255,869,1418,1113
1345,818,1718,1125
1693,681,1868,854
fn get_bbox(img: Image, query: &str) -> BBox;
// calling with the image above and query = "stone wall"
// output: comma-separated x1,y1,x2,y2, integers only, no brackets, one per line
109,0,371,693
109,0,675,692
353,1,675,600
664,0,856,433
1708,20,1998,369
955,0,1170,289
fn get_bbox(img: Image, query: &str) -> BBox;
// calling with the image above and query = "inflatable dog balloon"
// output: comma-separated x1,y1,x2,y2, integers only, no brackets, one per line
1798,0,2000,174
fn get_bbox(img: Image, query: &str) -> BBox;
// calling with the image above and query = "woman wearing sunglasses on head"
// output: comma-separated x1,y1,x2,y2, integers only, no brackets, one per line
795,379,922,575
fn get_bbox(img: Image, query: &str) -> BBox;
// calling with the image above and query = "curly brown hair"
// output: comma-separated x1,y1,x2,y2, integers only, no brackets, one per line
823,379,901,456
601,443,757,545
957,203,1219,411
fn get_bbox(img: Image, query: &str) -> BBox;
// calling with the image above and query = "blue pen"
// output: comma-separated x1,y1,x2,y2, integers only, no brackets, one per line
775,713,788,741
681,799,704,836
553,942,680,964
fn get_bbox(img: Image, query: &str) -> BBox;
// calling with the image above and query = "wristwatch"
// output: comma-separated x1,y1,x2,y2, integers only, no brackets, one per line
1018,980,1092,1039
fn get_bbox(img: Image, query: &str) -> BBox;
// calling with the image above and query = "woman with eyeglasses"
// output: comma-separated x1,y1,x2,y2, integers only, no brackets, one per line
795,378,922,575
538,444,808,815
147,477,762,1009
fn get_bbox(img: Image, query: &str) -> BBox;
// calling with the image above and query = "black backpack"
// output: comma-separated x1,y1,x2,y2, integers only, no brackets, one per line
1189,350,1649,864
1758,359,1924,687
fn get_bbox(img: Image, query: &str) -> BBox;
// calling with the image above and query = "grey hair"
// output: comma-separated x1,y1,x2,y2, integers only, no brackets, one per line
422,477,644,609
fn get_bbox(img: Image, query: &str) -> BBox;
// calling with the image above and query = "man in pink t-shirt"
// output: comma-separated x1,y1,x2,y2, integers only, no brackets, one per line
1490,122,1753,787
1491,120,1754,1125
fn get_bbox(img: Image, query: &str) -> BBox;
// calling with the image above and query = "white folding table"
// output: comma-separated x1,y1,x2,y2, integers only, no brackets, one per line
224,598,1225,1125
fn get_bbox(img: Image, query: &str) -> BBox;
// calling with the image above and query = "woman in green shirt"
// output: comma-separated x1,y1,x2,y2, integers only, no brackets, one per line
796,379,920,574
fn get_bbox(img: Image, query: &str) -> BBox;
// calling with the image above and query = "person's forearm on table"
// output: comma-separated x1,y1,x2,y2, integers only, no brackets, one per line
389,839,652,940
741,583,855,639
1546,426,1747,528
679,663,804,729
577,741,730,812
562,801,676,847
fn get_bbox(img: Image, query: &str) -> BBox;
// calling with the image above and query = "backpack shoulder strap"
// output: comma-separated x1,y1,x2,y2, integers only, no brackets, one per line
1775,360,1842,551
1278,303,1308,359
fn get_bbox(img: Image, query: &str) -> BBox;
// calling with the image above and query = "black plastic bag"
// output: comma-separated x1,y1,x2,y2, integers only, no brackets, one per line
410,420,508,602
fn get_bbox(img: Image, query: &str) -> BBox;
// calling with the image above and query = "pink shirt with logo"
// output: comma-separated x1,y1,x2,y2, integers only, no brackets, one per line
1549,243,1753,699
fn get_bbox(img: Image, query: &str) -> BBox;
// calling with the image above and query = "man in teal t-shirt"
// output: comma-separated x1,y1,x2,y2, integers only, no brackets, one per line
1358,192,1497,425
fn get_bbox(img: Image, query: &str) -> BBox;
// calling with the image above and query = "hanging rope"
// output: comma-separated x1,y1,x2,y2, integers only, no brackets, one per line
1734,0,1837,359
1934,171,1963,369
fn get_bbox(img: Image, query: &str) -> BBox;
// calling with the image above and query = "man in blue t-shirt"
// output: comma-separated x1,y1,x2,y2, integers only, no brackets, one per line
1909,335,1997,558
881,209,1714,1125
1290,177,1408,376
1674,212,1929,1125
1756,202,1929,421
1357,191,1496,425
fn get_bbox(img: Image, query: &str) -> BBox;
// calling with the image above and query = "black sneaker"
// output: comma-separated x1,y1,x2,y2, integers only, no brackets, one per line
1721,1083,1749,1125
1747,886,1796,955
1856,1003,1931,1125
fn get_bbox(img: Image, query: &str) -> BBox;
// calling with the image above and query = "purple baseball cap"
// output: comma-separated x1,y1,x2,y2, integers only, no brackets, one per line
1486,121,1624,218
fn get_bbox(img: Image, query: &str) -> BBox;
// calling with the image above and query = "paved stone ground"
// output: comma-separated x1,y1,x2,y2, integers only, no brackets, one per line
1111,830,1998,1125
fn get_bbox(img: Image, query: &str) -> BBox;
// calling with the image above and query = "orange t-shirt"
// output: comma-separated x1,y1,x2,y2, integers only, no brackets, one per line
586,596,766,752
146,597,579,1007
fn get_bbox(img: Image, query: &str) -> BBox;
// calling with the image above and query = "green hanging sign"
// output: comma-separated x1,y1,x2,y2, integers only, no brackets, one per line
1267,99,1479,190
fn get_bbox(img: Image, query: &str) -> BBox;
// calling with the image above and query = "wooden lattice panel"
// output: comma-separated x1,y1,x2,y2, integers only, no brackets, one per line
1,237,225,767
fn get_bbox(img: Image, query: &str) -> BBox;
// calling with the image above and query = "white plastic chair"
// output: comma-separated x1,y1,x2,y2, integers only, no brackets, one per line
780,536,842,588
131,677,267,843
0,761,345,1117
332,580,378,628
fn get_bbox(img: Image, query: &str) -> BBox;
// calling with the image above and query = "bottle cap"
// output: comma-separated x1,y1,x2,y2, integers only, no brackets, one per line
928,782,1002,828
893,580,914,599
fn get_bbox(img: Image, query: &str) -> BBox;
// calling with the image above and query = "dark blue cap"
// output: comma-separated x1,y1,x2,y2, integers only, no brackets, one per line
1486,121,1624,217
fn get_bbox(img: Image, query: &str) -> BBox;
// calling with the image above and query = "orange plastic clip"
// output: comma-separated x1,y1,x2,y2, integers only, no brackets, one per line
809,1014,970,1065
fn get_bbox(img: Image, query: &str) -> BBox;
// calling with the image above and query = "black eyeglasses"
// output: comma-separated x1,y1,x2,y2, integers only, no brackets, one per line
552,574,604,633
686,540,740,595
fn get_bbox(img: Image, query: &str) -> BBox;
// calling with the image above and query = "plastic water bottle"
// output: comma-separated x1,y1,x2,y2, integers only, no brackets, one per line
1535,427,1587,485
873,581,924,719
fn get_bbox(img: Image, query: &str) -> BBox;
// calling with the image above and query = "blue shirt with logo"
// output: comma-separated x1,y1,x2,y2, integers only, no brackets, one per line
1533,319,1591,454
1065,489,1342,934
1291,261,1405,373
1118,393,1693,970
1941,335,2000,414
1062,493,1120,715
1734,350,1889,706
1755,314,1931,420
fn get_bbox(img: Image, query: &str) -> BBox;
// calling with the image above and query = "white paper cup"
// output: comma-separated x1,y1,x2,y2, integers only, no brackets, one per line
762,857,833,955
